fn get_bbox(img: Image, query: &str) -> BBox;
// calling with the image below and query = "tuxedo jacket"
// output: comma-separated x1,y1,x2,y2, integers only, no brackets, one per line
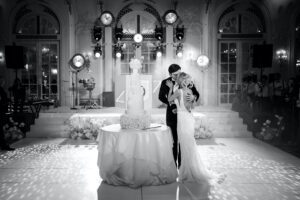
158,77,199,126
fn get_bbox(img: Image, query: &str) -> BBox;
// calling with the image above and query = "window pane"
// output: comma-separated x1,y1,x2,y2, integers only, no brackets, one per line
221,64,228,73
221,54,228,63
229,64,236,73
241,15,262,34
229,84,236,93
40,16,60,34
221,74,228,83
220,16,237,33
229,43,237,62
220,84,228,93
16,16,37,34
220,94,228,103
29,85,38,96
229,74,236,83
221,43,228,53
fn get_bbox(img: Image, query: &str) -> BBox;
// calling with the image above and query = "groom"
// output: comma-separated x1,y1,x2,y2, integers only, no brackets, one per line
158,64,199,168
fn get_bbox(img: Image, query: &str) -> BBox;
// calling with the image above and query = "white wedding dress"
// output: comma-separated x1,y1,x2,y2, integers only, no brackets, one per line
175,89,224,184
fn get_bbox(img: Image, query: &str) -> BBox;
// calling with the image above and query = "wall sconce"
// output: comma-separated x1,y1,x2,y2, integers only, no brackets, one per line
276,49,287,63
115,26,123,41
176,43,183,58
156,45,163,58
93,26,102,42
114,43,123,58
155,26,163,41
175,26,184,41
94,43,102,58
197,54,209,66
196,55,210,72
0,51,4,63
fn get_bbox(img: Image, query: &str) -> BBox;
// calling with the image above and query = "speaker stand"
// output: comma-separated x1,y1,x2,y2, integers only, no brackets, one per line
260,67,264,82
70,71,78,110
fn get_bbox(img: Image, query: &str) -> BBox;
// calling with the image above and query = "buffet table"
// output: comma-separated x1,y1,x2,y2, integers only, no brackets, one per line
97,123,178,188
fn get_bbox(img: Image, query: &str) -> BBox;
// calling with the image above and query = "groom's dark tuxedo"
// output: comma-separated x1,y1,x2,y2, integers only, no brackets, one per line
158,76,199,167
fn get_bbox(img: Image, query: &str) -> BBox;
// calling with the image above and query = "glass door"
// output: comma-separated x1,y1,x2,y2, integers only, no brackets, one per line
218,40,262,105
20,41,59,102
219,41,238,105
40,42,59,100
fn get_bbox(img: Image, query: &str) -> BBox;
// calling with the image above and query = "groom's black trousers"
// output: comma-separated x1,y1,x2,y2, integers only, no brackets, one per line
167,122,181,168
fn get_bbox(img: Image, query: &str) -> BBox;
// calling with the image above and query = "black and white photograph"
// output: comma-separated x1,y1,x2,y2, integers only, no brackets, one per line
1,0,300,199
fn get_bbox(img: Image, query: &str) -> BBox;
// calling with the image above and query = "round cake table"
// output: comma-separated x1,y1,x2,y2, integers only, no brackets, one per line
97,123,177,188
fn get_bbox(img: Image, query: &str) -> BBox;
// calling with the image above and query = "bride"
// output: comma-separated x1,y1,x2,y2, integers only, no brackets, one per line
166,72,225,184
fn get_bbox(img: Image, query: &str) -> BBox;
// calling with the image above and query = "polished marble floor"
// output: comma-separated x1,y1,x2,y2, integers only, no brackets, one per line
1,138,300,200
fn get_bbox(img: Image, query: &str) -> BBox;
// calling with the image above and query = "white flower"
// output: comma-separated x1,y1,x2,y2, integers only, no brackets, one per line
254,119,258,123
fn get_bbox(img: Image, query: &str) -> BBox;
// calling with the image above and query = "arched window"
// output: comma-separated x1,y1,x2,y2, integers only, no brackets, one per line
218,4,265,35
115,3,162,74
14,5,60,36
217,3,267,105
13,4,60,102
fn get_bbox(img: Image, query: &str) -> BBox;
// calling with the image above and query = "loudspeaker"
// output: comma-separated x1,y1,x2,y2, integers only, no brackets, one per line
102,92,115,107
252,44,273,68
5,45,26,69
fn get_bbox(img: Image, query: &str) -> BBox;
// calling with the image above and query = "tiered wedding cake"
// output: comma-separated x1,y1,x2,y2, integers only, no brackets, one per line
120,58,151,129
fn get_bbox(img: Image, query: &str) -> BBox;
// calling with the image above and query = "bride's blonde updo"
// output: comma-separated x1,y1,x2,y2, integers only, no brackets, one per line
177,72,192,88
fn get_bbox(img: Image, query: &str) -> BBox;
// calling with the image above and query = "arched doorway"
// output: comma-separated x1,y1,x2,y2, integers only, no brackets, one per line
217,2,268,105
113,3,163,108
12,4,60,103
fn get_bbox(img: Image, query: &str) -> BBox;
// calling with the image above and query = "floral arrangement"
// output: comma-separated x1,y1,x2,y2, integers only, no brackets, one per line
65,116,111,140
79,77,95,90
194,117,214,139
2,117,25,143
254,114,285,141
120,113,151,130
66,114,213,140
129,57,143,70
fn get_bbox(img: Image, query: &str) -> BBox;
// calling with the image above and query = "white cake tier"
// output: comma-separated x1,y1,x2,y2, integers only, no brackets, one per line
120,112,151,129
127,88,144,115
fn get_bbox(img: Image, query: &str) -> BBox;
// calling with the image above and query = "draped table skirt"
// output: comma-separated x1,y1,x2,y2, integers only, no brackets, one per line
97,123,177,188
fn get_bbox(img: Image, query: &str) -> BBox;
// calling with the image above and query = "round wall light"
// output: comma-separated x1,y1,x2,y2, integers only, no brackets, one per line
133,33,143,43
197,55,209,67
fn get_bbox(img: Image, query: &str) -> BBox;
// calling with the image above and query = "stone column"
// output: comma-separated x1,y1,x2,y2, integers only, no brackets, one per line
165,25,174,76
104,26,113,91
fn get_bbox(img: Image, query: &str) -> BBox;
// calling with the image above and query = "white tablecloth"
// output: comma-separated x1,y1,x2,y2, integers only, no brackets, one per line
97,123,177,187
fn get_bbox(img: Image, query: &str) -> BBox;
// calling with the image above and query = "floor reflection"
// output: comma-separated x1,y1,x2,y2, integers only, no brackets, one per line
1,139,300,199
97,180,212,200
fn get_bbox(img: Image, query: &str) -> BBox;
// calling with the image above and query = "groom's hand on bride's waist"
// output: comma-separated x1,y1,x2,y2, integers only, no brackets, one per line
186,93,196,103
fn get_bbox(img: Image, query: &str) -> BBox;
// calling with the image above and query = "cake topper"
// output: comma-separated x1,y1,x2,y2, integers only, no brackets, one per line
129,56,144,71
